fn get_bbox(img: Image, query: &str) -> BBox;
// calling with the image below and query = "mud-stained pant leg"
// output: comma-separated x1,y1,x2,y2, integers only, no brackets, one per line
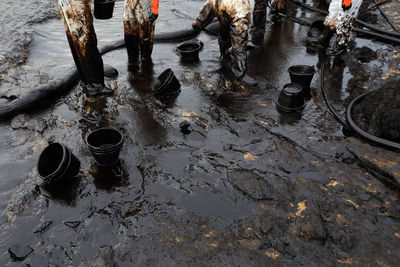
124,0,140,62
59,0,104,84
139,21,155,61
218,19,232,56
229,16,250,77
253,0,266,29
124,0,155,62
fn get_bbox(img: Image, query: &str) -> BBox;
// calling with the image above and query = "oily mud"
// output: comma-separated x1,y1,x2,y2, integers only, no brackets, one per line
350,80,400,143
0,0,400,265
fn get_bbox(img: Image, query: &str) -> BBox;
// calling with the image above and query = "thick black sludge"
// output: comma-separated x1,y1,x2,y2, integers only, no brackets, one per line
2,1,400,265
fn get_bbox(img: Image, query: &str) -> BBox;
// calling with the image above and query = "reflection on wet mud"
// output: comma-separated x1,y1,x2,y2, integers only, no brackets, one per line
278,110,303,124
128,57,154,94
91,161,129,192
41,177,81,206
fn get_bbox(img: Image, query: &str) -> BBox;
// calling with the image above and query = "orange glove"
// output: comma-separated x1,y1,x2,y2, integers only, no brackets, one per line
152,0,159,15
342,0,352,10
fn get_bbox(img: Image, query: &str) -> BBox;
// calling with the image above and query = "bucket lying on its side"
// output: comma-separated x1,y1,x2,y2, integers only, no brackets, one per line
86,127,124,167
94,0,116,20
38,143,81,182
153,69,181,96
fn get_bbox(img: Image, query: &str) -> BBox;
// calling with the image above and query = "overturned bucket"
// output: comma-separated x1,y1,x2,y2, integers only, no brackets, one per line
153,69,181,96
94,0,116,20
276,83,305,113
38,143,80,182
86,127,124,167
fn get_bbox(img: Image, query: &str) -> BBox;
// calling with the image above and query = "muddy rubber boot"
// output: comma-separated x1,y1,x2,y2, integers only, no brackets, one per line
240,73,258,86
327,34,347,56
84,83,114,97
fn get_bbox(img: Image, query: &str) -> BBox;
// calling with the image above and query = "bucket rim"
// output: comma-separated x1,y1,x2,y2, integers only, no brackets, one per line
177,43,201,54
287,65,316,75
38,143,68,179
86,127,124,150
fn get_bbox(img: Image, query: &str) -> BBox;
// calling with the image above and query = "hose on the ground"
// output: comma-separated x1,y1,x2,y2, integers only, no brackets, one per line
346,91,400,150
287,0,400,39
320,63,347,127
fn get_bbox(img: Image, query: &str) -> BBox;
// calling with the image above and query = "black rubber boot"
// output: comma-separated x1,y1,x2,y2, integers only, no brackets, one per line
83,83,114,97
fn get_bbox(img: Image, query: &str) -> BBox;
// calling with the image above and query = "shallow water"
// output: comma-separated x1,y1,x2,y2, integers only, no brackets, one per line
1,0,400,265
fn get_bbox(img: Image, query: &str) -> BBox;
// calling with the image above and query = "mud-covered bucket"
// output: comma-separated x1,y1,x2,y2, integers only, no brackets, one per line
177,42,201,61
86,127,124,167
94,0,115,20
153,69,181,96
276,83,305,112
38,143,80,182
288,65,315,92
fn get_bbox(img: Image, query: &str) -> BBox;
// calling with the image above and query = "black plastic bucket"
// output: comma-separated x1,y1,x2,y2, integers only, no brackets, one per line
153,69,181,96
177,42,201,61
276,83,305,113
94,0,115,20
38,143,80,182
287,65,316,92
86,127,124,167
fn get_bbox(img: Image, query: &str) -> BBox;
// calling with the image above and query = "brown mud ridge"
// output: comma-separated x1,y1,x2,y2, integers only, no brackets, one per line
1,0,400,265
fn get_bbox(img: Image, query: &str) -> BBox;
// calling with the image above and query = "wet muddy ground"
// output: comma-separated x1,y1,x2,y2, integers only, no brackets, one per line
1,0,400,265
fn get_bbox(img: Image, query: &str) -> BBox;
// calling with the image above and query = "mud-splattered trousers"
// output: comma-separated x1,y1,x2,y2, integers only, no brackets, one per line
59,0,104,84
59,0,159,85
195,0,251,78
124,0,158,62
253,0,285,29
324,0,363,46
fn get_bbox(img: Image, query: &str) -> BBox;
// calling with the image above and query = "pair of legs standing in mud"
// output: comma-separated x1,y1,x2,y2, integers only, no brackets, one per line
193,0,253,82
59,0,157,96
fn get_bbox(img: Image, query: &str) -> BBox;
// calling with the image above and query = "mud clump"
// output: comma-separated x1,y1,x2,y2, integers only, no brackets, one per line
350,81,400,143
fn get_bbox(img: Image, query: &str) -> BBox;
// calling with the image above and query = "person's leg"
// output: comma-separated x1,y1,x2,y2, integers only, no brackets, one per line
230,14,257,85
59,0,105,85
218,20,232,58
124,0,141,63
230,17,250,78
139,21,155,62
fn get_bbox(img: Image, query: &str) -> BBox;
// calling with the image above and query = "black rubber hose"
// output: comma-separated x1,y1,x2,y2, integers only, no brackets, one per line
287,0,400,39
320,63,347,127
346,92,400,150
